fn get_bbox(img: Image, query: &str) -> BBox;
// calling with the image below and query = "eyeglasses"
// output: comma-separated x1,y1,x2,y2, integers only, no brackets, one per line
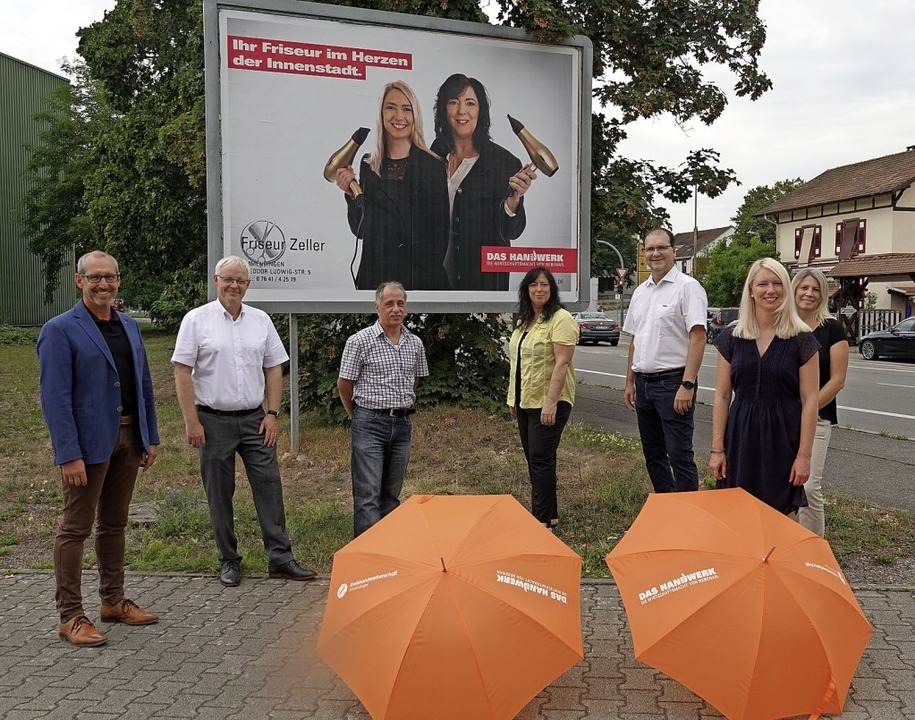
644,245,673,255
218,276,250,287
80,274,120,284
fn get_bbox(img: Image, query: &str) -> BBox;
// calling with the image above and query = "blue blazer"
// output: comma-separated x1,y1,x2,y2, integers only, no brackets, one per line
37,301,160,466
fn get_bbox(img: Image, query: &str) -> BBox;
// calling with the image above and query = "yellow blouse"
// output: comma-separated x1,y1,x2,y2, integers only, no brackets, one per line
506,308,578,409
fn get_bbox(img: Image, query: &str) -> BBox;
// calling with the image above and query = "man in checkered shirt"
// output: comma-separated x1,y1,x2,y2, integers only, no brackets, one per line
337,282,429,537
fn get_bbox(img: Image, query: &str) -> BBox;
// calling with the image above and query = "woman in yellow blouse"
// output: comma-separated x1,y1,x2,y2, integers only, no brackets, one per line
507,266,578,528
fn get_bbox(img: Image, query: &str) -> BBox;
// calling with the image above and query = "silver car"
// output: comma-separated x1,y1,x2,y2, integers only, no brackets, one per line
571,311,620,346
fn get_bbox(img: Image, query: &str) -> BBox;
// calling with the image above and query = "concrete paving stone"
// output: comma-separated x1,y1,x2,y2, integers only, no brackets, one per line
109,703,170,719
536,711,587,719
579,699,625,717
540,684,586,711
153,693,211,717
10,685,88,713
618,688,664,714
849,676,900,702
305,700,367,718
620,666,664,691
658,701,709,719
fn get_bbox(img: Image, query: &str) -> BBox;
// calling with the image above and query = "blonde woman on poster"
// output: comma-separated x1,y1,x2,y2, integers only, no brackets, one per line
335,80,450,290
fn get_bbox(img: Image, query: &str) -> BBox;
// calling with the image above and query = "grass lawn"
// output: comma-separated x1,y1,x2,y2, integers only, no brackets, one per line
1,324,913,580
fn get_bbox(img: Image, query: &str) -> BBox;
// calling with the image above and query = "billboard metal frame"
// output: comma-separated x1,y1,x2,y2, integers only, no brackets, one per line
204,0,592,313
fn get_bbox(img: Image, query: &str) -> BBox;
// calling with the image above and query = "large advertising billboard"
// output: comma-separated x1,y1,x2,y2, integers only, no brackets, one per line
204,0,592,312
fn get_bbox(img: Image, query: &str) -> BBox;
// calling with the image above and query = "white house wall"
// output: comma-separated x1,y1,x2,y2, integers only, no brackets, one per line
775,193,915,310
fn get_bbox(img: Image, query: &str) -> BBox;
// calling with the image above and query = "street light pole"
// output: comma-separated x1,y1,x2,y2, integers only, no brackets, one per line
596,240,626,331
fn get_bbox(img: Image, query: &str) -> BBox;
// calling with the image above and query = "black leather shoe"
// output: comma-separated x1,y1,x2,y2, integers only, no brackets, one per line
268,559,317,581
219,560,241,587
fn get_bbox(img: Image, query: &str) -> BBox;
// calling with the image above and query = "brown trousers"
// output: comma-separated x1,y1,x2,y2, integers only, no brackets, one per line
54,425,142,622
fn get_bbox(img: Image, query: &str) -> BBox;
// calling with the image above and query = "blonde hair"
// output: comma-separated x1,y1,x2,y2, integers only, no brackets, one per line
367,81,436,175
791,268,831,325
733,258,809,339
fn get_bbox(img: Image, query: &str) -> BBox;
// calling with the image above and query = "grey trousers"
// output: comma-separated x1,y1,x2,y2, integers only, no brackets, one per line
198,411,293,565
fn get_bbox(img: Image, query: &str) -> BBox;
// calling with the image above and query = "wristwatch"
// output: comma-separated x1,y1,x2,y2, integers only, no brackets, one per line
680,380,696,390
267,409,280,418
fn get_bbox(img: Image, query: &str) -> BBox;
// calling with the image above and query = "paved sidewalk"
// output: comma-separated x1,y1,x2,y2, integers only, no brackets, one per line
2,572,914,719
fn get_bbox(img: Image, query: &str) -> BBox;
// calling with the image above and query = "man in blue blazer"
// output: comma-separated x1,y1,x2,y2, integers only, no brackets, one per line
38,250,160,647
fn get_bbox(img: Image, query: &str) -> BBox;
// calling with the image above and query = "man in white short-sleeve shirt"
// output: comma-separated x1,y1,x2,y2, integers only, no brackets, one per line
623,228,707,493
172,256,315,587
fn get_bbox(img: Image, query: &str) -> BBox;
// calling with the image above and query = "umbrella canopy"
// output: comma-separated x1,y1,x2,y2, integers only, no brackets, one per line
317,494,583,719
605,488,873,720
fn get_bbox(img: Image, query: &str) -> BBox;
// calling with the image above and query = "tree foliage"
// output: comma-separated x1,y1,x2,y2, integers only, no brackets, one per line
22,0,773,413
700,178,802,306
702,237,777,307
730,178,804,247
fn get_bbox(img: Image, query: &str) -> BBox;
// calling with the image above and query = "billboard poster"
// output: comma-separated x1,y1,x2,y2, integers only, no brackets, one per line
205,0,592,312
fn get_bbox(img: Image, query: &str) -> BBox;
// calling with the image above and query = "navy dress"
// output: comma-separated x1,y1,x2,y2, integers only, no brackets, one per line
714,327,820,514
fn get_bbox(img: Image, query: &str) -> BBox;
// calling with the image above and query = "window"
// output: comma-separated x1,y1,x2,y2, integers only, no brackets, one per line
794,224,821,264
835,218,866,259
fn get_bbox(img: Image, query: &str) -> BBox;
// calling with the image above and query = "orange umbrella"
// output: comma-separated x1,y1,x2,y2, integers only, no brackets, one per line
605,488,873,720
316,494,583,720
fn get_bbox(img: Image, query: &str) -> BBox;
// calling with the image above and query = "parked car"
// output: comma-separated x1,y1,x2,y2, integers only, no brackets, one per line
858,317,915,361
111,298,126,312
707,307,740,343
571,311,620,346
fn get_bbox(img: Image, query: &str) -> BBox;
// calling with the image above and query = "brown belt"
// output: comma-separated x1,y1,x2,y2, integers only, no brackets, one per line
119,415,133,426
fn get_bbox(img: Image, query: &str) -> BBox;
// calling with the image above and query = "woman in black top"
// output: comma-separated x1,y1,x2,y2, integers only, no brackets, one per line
792,268,849,536
430,74,537,291
336,80,450,290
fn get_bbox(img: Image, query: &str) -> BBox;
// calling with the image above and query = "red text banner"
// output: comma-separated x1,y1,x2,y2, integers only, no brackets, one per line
481,247,578,273
227,35,412,79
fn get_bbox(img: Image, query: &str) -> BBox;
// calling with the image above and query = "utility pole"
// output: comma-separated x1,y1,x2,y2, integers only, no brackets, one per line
692,184,699,277
596,240,626,331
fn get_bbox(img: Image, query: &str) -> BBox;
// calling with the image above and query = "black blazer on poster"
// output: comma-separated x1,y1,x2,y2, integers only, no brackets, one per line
345,145,450,291
431,138,527,291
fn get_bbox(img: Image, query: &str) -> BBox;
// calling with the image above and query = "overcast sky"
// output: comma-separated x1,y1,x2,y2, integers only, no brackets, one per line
3,0,914,235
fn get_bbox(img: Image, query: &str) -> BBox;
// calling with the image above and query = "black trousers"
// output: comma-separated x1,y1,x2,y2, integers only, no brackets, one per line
515,402,572,525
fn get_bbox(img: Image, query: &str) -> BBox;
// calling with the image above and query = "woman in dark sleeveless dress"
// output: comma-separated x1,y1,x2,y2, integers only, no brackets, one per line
709,258,820,516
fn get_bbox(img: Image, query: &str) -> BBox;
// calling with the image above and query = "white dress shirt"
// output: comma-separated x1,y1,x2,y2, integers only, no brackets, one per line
623,266,707,373
171,300,289,411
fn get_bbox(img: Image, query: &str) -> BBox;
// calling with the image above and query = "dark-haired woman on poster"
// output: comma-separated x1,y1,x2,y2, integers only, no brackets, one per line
335,80,450,290
507,267,578,528
431,73,537,291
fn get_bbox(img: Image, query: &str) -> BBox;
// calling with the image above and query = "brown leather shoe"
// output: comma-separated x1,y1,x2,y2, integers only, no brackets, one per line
58,615,107,647
100,598,159,625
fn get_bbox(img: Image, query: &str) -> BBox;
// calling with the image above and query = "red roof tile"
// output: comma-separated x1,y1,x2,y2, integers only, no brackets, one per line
758,149,915,215
825,253,915,280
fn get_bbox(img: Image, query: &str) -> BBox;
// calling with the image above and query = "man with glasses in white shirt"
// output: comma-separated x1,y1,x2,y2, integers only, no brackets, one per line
623,228,707,493
172,255,315,586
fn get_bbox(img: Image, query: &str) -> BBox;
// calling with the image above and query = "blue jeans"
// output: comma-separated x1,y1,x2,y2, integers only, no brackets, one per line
635,376,699,493
516,402,572,525
350,407,412,537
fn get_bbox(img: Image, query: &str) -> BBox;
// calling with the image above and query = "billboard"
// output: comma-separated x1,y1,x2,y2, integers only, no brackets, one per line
204,0,592,313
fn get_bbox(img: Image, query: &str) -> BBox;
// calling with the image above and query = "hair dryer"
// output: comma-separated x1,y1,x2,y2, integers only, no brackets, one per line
507,115,559,177
323,127,371,197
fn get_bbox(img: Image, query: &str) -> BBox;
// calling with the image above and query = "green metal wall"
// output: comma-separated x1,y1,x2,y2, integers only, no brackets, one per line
0,52,75,326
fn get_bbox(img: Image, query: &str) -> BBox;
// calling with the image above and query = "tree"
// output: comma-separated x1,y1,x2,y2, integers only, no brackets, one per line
702,237,776,306
699,179,802,305
730,178,804,247
23,0,773,409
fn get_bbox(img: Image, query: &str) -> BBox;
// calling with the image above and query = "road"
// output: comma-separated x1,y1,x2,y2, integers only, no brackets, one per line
573,336,915,440
567,336,915,513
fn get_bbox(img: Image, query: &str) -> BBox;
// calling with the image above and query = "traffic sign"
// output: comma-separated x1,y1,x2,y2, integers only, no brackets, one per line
616,267,628,280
